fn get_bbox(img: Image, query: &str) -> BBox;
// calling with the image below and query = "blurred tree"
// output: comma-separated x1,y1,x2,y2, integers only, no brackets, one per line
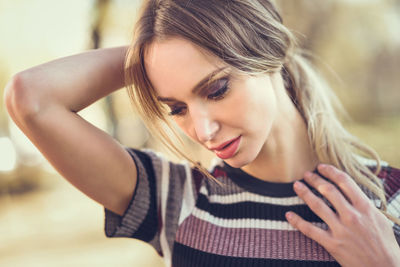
0,65,10,136
90,0,119,139
279,0,400,120
278,1,338,51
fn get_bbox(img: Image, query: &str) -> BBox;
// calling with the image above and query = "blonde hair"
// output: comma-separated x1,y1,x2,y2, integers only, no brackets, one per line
125,0,398,223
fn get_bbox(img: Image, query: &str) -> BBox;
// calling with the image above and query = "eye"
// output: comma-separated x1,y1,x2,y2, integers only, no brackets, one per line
207,78,230,100
168,105,187,116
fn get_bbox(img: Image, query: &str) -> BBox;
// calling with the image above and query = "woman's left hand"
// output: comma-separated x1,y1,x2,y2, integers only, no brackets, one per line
285,164,400,267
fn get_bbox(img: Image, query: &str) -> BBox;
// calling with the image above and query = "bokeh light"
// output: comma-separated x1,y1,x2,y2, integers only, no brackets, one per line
0,137,17,172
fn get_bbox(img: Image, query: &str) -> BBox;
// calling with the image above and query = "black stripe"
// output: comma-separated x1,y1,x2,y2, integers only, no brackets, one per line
222,163,299,197
130,149,159,242
172,242,340,267
196,193,324,222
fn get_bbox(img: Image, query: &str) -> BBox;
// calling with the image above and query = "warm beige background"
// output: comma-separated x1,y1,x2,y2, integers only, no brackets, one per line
0,0,399,266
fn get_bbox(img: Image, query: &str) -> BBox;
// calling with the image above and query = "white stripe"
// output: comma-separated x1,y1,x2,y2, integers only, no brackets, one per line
387,193,400,218
200,186,306,206
192,208,327,231
355,155,388,167
178,161,195,225
159,156,171,267
208,157,223,172
200,184,209,195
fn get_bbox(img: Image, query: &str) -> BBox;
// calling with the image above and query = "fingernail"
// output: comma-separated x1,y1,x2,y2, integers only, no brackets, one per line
294,181,304,190
319,163,327,169
285,212,293,220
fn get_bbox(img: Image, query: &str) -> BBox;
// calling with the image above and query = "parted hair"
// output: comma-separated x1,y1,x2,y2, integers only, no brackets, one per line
124,0,398,224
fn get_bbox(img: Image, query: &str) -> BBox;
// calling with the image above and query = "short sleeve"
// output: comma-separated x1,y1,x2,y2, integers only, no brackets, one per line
104,149,159,247
103,148,203,262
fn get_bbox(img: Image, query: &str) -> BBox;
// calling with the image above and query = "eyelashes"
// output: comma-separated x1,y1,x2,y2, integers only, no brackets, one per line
168,105,186,116
168,77,231,116
207,78,229,100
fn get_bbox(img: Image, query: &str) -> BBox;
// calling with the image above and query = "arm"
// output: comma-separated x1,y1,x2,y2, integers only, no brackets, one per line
3,46,136,216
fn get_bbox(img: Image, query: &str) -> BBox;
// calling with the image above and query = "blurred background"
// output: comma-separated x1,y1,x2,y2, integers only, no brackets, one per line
0,0,399,266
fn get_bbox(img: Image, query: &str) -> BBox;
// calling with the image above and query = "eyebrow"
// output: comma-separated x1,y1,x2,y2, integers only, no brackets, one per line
157,67,228,103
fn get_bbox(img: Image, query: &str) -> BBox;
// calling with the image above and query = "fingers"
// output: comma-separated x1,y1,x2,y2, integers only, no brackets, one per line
285,211,331,247
292,180,339,227
317,164,371,210
303,171,354,219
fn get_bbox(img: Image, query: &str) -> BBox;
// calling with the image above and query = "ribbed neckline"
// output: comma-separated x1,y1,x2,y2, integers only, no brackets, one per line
222,162,311,197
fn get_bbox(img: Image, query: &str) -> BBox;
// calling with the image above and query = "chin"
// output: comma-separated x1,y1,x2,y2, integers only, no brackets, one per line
224,152,254,168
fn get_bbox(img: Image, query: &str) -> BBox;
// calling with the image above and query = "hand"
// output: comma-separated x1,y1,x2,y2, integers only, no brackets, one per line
285,164,400,267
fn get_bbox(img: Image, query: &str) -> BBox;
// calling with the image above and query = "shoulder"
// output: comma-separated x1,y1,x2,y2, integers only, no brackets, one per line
377,165,400,200
127,147,208,191
126,147,187,176
355,156,400,200
377,165,400,180
362,158,400,200
356,156,399,192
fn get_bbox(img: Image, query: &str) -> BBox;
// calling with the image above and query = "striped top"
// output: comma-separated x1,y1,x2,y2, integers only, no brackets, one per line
104,149,400,267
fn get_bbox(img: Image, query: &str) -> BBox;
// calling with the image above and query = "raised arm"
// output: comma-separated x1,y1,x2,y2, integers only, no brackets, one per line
4,46,137,215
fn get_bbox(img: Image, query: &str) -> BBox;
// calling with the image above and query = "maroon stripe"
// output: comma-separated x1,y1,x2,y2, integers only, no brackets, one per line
192,168,205,195
371,166,400,199
176,215,334,261
385,167,400,199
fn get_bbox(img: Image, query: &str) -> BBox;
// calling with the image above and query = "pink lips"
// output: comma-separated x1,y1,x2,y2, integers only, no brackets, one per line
210,136,241,159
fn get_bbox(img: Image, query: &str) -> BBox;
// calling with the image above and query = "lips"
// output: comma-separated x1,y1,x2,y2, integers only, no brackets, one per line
210,136,241,160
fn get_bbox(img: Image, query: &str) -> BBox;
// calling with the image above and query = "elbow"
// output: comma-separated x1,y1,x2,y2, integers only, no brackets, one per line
4,74,22,120
4,72,42,123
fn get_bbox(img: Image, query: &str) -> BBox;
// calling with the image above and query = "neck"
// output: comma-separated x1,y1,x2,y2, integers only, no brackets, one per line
241,76,318,183
242,113,318,183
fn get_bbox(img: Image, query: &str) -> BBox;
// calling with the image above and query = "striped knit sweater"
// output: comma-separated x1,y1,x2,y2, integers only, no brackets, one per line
104,148,400,267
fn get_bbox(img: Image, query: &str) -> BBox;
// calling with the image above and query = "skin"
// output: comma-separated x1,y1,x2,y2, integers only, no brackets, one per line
5,38,399,265
145,37,400,266
145,37,318,183
4,47,137,216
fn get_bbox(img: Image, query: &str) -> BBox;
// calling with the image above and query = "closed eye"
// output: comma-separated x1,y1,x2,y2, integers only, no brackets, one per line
206,77,230,100
167,76,231,116
168,105,187,116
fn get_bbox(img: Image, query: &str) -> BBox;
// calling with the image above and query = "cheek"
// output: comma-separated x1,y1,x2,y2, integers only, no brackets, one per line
230,88,273,124
234,84,277,134
254,93,276,119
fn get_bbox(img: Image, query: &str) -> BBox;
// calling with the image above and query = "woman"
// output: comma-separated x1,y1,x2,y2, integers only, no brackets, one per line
4,0,400,266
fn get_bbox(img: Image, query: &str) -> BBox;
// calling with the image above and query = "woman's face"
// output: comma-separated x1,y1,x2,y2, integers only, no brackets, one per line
145,38,284,168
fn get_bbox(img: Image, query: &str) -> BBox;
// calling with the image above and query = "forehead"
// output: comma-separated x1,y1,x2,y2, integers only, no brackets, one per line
145,38,224,97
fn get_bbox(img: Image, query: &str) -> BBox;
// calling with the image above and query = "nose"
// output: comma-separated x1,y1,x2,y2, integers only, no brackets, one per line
190,105,219,143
